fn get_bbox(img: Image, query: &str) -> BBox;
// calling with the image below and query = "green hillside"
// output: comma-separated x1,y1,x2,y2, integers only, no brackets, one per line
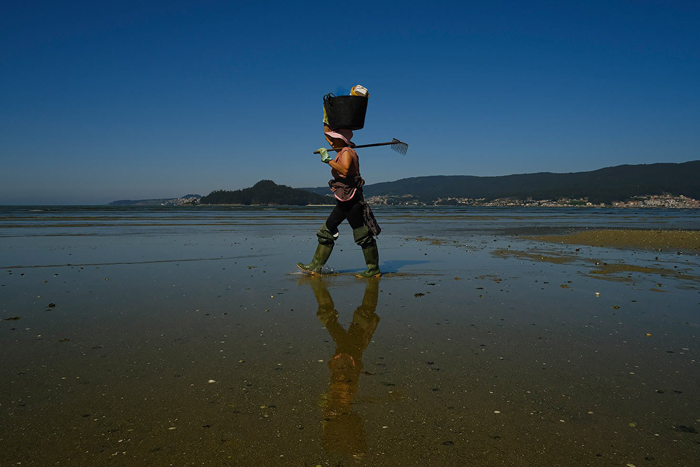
200,180,333,205
305,161,700,204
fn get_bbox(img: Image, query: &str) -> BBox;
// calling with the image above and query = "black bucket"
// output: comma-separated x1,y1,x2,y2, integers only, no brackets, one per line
323,94,368,130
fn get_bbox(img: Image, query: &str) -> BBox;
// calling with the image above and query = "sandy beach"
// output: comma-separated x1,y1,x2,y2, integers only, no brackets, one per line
1,206,699,466
528,229,700,252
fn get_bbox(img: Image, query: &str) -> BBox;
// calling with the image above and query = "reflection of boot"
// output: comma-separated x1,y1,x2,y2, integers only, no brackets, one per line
361,277,379,308
308,278,338,324
351,279,380,350
356,241,381,278
354,278,379,323
308,277,333,306
297,243,333,274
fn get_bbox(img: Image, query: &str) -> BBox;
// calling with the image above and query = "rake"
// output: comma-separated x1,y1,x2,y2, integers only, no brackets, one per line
314,138,409,155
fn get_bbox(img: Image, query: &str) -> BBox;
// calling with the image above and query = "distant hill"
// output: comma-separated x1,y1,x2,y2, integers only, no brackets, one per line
200,180,333,205
303,161,700,204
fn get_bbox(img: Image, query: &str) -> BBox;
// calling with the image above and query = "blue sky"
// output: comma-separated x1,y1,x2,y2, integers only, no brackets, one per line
1,0,699,204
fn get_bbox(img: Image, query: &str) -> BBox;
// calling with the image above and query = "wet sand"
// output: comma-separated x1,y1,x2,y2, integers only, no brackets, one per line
1,207,699,466
527,229,700,252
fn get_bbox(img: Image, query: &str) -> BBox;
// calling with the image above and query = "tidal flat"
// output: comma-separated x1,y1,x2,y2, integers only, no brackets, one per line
1,206,699,466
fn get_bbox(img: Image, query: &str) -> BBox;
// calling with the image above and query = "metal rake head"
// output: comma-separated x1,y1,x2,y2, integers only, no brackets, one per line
390,138,409,155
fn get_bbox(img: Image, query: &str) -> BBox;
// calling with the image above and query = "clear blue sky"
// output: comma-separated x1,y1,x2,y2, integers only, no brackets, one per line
2,0,699,204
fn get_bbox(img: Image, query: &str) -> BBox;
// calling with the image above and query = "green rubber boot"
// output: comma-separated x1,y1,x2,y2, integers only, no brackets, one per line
356,242,381,278
297,243,333,275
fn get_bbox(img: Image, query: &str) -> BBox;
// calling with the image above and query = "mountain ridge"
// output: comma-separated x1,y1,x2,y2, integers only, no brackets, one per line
303,160,700,204
106,161,700,207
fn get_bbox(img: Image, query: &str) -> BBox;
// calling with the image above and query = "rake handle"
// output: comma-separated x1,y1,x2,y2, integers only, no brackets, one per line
313,141,396,154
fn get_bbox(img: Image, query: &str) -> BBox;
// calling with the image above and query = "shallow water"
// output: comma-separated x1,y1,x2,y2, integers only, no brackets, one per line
1,206,699,466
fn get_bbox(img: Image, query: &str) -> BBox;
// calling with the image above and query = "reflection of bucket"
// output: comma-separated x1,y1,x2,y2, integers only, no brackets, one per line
323,94,368,130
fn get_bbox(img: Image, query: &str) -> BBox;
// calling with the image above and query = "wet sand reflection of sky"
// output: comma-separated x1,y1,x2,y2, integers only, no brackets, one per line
1,206,699,466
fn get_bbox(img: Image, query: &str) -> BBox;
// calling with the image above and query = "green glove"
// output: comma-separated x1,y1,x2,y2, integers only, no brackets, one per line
318,148,332,163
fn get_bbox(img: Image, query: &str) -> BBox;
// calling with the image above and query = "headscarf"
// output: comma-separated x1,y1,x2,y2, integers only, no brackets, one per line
324,129,355,148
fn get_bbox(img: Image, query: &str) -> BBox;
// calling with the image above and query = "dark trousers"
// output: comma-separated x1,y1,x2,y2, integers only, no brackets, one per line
325,196,364,233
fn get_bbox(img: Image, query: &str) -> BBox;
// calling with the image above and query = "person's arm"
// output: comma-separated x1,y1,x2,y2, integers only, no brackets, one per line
327,148,352,176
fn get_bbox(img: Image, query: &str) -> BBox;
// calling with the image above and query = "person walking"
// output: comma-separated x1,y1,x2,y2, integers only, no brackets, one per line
297,125,381,278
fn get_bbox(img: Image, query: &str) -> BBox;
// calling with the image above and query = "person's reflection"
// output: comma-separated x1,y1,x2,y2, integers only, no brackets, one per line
302,277,380,458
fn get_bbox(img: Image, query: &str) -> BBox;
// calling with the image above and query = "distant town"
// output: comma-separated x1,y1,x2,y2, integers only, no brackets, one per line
365,193,700,209
111,192,700,209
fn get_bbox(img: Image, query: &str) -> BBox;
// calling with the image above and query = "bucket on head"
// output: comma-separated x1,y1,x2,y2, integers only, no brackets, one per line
323,94,368,131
